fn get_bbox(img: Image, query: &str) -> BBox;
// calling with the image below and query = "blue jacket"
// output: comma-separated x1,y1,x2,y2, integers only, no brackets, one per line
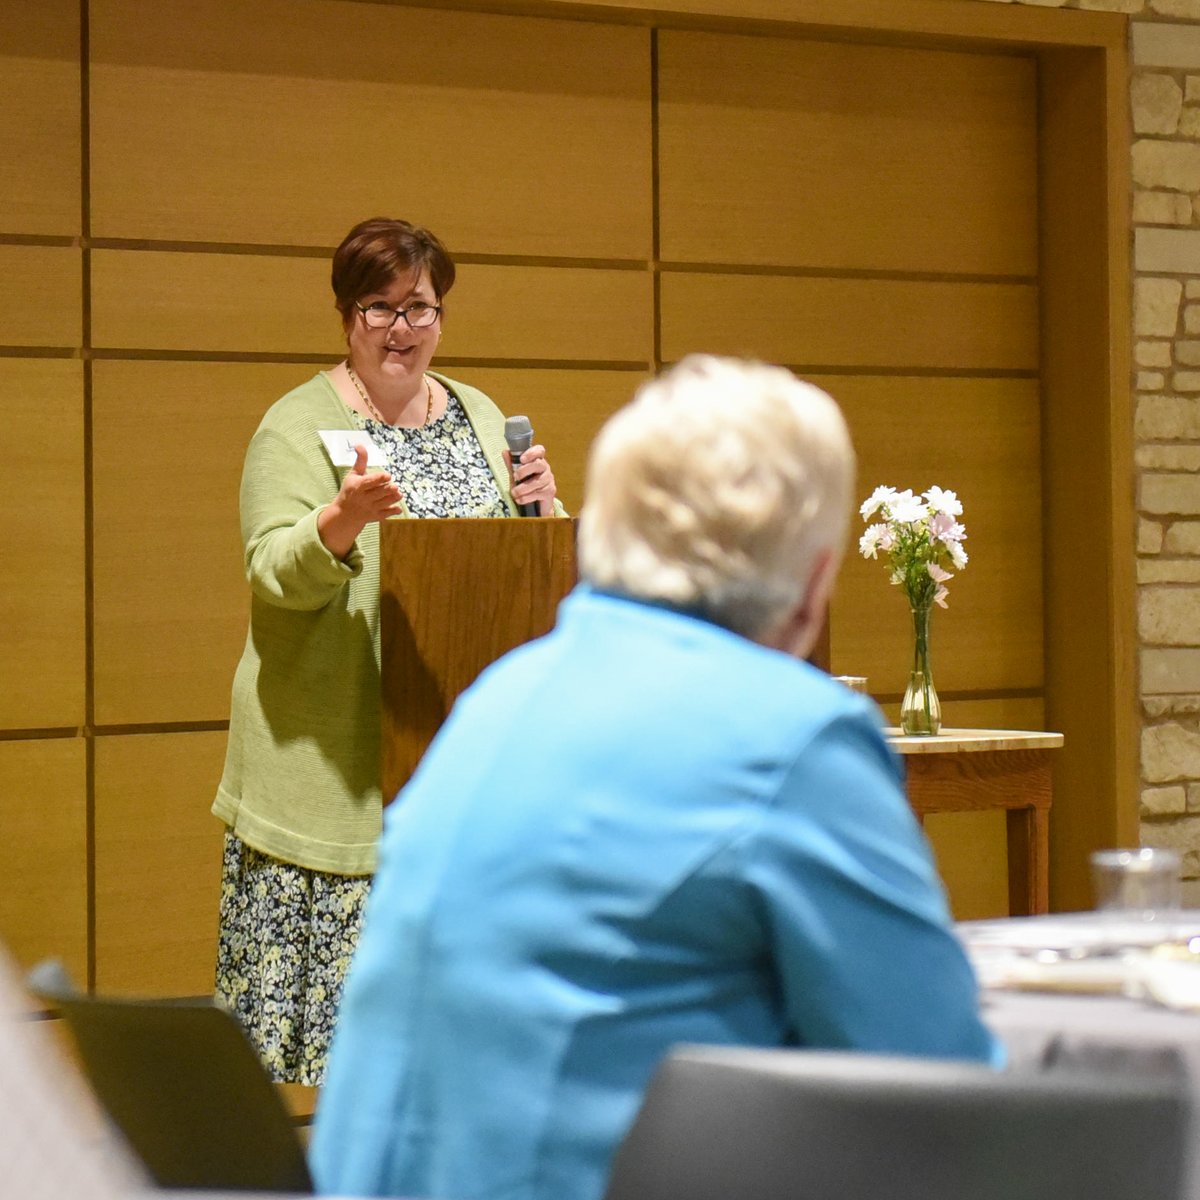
311,586,997,1200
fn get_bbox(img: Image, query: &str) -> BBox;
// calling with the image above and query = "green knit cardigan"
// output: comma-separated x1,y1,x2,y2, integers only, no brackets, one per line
213,370,560,875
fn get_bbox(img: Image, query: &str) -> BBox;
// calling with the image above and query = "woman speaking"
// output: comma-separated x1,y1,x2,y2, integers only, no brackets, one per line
212,217,561,1085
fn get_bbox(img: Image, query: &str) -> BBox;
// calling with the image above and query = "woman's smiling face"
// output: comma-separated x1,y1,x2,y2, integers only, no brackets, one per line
347,267,441,399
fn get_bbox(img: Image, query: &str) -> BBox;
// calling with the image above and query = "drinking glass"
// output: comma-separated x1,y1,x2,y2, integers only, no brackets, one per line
1090,848,1181,922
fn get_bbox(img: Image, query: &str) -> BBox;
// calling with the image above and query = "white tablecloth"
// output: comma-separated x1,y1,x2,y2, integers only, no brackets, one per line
970,916,1200,1199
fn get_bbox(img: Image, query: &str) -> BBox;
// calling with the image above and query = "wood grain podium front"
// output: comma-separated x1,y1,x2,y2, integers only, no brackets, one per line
887,728,1064,918
379,517,578,804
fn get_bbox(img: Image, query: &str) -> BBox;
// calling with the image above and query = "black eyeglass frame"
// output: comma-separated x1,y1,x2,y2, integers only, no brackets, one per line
354,300,443,330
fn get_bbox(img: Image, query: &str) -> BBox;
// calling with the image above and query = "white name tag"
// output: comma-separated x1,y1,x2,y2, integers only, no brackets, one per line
318,430,387,468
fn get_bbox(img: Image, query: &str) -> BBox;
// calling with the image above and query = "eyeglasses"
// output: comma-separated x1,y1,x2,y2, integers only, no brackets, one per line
355,300,442,330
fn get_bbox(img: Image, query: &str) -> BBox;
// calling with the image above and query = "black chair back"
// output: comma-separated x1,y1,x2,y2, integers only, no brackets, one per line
605,1044,1188,1200
26,959,313,1194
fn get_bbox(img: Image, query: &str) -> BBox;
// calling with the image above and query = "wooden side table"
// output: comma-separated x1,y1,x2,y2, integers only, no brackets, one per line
886,729,1064,917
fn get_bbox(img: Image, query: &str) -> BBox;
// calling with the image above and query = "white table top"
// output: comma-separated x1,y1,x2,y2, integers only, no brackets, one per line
886,727,1064,754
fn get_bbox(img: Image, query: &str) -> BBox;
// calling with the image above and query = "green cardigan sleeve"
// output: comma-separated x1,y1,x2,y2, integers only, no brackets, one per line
240,398,364,612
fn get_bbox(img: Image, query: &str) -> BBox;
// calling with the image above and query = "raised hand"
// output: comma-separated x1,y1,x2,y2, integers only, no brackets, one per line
318,443,404,559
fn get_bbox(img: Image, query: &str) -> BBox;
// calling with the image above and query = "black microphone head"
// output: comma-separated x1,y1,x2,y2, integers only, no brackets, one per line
504,415,534,457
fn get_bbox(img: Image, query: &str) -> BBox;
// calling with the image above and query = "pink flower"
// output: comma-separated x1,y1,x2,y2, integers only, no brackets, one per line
931,512,967,544
930,511,955,538
858,523,894,559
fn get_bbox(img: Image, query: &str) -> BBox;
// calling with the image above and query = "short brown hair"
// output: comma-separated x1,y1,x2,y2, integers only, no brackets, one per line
331,218,456,324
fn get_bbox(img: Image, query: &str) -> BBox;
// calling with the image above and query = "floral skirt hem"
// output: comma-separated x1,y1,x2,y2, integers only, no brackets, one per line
214,830,371,1086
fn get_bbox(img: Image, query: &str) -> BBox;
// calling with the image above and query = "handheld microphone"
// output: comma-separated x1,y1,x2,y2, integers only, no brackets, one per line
504,415,540,518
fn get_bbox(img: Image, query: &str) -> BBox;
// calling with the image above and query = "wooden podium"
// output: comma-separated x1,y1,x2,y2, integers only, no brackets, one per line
379,517,578,803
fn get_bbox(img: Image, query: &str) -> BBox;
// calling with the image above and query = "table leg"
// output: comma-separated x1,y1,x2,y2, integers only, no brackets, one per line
1006,805,1050,916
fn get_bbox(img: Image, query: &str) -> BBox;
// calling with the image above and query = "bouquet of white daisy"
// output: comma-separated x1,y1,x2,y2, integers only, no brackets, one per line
857,486,968,734
858,485,968,610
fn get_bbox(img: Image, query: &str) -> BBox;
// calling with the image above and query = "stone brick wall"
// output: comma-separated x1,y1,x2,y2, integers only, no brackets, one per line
973,0,1200,895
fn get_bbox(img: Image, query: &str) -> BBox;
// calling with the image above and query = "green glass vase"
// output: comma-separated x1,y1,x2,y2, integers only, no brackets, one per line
900,603,941,736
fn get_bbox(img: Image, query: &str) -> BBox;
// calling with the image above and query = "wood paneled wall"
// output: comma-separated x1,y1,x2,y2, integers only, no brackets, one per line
0,0,1127,998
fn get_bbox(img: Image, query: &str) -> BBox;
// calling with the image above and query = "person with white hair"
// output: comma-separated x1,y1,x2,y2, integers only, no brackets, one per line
311,355,998,1200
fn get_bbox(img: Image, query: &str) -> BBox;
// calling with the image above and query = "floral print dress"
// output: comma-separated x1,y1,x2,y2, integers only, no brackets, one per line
216,385,508,1085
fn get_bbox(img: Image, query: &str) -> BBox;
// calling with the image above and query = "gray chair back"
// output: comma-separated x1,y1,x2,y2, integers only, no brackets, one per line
26,959,312,1194
605,1044,1187,1200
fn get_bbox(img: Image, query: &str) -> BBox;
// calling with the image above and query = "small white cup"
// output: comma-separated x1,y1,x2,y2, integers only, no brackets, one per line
1090,848,1181,921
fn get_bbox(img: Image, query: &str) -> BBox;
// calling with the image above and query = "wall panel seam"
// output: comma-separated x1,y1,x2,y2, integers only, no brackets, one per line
874,688,1046,704
0,234,80,248
83,350,654,370
88,238,655,272
650,26,662,371
91,723,231,737
665,363,1041,379
80,0,96,995
0,729,87,742
660,263,1038,285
